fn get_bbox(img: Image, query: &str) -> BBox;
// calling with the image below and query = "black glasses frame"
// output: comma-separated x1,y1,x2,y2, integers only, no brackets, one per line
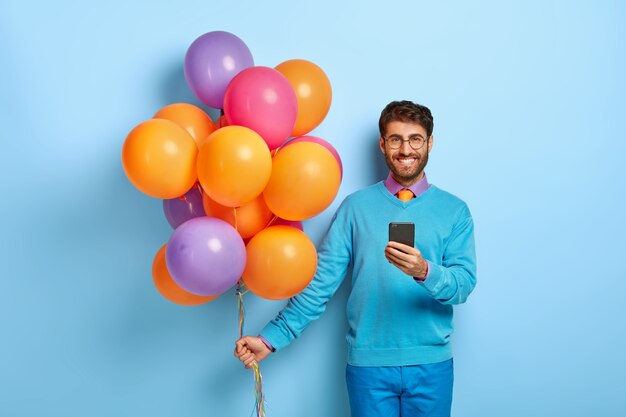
383,135,428,150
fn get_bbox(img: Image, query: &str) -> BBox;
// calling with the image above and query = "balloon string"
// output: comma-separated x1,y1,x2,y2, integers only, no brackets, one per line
272,137,291,156
236,282,266,417
180,182,202,201
236,281,246,338
265,215,278,228
252,362,266,417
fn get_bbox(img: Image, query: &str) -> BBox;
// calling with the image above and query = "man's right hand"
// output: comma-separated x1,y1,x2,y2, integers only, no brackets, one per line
234,336,272,369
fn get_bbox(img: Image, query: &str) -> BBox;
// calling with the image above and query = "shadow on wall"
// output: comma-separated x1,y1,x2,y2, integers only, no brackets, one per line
159,62,222,122
372,133,388,182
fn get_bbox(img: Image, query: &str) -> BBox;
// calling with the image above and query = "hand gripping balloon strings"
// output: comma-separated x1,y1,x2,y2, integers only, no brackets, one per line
236,282,267,417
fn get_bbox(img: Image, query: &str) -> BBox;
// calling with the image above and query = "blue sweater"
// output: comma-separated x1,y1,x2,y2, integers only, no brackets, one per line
261,181,477,366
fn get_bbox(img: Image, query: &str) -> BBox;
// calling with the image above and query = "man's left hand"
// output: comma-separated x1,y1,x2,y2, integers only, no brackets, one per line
385,241,429,279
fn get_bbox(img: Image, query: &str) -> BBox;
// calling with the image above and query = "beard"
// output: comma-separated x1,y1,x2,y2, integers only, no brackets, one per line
384,148,429,185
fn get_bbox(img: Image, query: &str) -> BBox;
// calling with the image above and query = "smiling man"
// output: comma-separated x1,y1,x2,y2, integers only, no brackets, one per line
235,100,477,417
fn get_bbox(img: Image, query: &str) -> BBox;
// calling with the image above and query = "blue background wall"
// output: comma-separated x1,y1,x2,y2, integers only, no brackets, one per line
1,1,624,416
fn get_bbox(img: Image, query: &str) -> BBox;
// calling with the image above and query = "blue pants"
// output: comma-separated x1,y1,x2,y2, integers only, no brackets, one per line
346,359,454,417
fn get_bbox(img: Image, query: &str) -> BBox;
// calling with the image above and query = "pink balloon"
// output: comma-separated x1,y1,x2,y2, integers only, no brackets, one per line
284,136,343,178
224,66,297,150
269,217,304,231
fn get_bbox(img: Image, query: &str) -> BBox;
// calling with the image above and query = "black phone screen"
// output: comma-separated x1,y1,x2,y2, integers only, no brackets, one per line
388,222,415,247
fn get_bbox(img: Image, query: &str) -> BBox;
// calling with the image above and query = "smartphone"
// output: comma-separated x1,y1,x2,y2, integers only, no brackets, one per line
389,222,415,247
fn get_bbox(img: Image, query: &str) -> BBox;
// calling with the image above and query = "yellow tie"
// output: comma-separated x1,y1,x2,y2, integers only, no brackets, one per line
397,189,414,202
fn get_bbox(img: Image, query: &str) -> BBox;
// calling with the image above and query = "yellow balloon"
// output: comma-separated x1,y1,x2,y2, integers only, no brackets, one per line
242,226,318,300
263,142,341,221
197,126,272,207
122,119,198,199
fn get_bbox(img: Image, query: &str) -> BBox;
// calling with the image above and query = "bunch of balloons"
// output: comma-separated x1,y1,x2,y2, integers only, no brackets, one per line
122,31,342,305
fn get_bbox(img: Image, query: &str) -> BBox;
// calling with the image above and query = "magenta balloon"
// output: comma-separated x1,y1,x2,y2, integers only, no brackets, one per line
162,185,205,229
223,66,297,150
285,136,343,178
271,217,304,231
165,217,246,296
184,31,254,109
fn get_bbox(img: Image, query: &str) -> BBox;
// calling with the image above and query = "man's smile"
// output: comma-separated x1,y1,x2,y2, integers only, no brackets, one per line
395,156,418,166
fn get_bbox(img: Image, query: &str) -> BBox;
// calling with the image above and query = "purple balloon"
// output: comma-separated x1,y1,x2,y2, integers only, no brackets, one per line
163,186,205,229
184,31,254,109
166,217,246,296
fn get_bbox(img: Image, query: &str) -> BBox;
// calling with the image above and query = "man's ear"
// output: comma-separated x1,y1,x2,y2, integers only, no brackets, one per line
379,136,386,154
428,135,434,153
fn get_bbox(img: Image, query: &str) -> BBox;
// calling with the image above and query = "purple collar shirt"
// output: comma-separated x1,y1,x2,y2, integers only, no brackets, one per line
383,172,430,199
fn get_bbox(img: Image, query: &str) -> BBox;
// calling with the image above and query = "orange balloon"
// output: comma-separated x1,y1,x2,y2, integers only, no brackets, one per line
197,126,272,207
242,226,318,300
202,192,272,239
122,119,198,199
152,244,217,306
153,103,215,148
275,59,332,136
263,142,341,221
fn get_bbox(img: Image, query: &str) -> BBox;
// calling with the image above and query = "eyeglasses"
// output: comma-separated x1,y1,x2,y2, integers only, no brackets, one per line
383,135,428,150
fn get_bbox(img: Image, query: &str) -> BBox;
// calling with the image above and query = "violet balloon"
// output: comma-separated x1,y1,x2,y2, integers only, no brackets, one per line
166,217,246,296
184,31,254,109
162,185,205,229
224,66,297,150
284,136,343,178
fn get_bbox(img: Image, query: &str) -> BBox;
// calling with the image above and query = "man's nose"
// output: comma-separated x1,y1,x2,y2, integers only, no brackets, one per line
399,139,413,152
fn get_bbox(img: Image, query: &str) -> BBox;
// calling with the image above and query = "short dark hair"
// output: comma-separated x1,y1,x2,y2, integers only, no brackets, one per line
378,101,434,138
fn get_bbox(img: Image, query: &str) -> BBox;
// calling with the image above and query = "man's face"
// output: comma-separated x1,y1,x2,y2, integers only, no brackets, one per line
379,121,433,186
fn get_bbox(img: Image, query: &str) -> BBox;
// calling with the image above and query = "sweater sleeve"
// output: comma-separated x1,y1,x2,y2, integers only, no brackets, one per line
419,204,477,305
259,203,353,351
